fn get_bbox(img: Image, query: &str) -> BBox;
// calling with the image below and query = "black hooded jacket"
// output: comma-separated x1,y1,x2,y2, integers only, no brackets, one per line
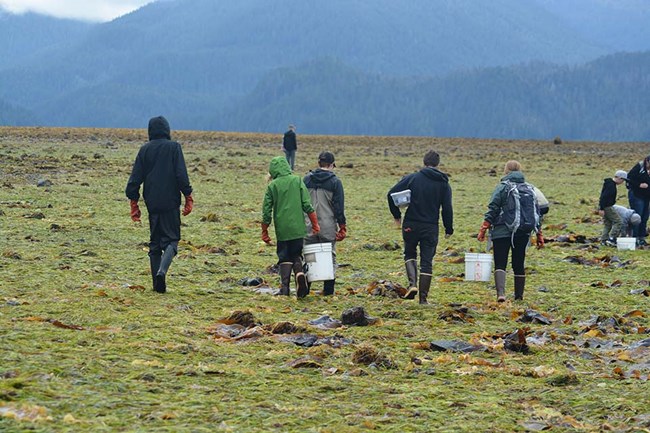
283,129,297,151
387,166,454,235
627,158,650,199
125,116,192,213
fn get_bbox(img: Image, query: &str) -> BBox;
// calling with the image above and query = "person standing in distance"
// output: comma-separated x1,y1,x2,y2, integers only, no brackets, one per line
304,151,347,295
282,124,298,171
126,116,193,293
387,150,454,304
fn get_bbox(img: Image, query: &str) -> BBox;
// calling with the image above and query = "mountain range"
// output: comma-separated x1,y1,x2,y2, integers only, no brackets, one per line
1,0,649,141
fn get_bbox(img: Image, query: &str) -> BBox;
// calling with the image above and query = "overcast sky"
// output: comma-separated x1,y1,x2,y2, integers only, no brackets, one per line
0,0,154,22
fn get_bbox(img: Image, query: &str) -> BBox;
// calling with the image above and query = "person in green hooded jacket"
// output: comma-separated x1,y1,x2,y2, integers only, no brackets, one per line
262,156,320,298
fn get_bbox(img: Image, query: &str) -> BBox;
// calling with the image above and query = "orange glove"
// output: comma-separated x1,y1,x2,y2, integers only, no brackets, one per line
536,231,545,249
129,199,141,222
335,224,347,241
182,194,194,216
308,212,320,235
477,220,491,242
261,223,272,245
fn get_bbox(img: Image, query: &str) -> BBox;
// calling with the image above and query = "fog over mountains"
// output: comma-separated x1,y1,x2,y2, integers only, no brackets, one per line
1,0,649,141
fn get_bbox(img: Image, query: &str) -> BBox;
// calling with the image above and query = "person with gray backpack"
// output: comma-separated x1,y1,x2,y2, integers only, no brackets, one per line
477,160,544,302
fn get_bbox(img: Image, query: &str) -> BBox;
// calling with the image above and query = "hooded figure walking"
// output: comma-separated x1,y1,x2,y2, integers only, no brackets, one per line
125,116,193,293
262,156,320,298
387,150,454,304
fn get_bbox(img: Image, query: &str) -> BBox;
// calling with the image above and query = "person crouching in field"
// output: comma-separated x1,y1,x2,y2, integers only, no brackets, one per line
387,150,454,305
598,170,627,246
303,151,347,296
613,204,641,237
477,160,543,302
262,156,320,298
125,116,193,293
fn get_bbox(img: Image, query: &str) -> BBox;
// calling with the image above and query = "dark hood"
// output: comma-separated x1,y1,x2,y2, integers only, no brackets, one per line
307,168,336,185
148,116,171,140
421,166,449,182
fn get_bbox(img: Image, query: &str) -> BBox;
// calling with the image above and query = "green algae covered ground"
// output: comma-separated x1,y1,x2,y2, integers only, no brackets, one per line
0,127,649,432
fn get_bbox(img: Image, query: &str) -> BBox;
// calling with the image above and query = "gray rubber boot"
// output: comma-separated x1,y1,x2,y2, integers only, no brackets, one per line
495,269,507,302
514,275,526,300
323,279,335,296
155,245,177,293
293,261,309,299
418,273,432,305
149,254,161,292
404,259,418,300
278,262,293,296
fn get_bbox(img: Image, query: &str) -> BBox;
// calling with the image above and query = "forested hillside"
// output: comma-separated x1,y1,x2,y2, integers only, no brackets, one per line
0,0,648,141
216,53,650,141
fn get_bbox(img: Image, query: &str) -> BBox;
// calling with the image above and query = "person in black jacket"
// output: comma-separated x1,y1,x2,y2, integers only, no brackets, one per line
387,150,454,304
598,170,626,246
125,116,194,293
282,124,298,170
627,155,650,246
304,151,347,295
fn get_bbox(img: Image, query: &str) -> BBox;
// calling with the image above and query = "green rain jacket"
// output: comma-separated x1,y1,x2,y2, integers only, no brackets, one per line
262,156,314,241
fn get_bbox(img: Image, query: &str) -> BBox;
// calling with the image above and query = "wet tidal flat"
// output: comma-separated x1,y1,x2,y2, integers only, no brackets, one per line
0,127,649,432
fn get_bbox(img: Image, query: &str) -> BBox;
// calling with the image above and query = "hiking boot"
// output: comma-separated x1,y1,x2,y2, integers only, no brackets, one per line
403,259,418,300
600,238,616,247
637,238,647,247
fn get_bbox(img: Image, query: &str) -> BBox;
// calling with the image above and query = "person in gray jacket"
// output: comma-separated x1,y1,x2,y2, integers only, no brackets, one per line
303,151,347,295
613,204,641,237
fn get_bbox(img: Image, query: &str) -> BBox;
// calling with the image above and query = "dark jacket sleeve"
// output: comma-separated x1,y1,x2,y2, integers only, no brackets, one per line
387,175,413,220
174,144,193,197
599,180,616,210
125,151,144,201
484,183,506,224
333,178,346,225
441,183,454,235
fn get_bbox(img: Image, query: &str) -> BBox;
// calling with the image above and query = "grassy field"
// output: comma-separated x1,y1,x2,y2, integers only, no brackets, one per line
0,126,648,432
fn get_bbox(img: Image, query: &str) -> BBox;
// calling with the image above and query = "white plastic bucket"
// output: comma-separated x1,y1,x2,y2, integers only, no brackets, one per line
617,237,636,251
390,189,411,207
464,253,493,281
304,243,334,282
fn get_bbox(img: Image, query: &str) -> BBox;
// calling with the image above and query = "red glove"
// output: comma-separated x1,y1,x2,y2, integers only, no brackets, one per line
335,224,347,241
536,231,545,249
129,199,141,222
261,223,272,245
182,194,194,216
308,212,320,235
477,220,491,242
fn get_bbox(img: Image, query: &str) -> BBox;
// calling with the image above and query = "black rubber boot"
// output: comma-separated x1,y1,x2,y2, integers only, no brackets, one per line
404,259,418,300
418,273,432,305
155,245,177,293
149,254,161,292
514,275,526,300
323,279,335,296
278,262,293,296
293,261,309,299
495,269,507,302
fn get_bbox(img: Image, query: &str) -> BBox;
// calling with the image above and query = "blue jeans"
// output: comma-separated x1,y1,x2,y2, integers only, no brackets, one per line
628,190,649,238
284,149,296,171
